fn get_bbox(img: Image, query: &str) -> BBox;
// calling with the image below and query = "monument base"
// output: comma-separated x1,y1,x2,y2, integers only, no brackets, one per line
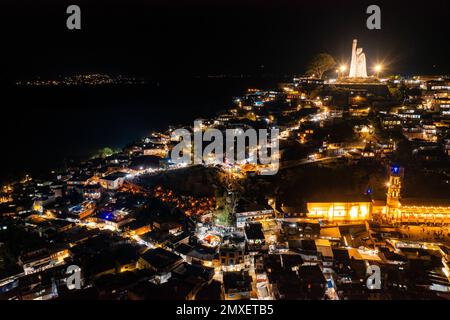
337,76,380,84
328,81,389,96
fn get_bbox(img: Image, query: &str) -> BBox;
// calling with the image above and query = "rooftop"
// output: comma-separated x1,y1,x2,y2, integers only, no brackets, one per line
101,172,128,181
139,248,182,271
401,197,450,207
244,222,265,240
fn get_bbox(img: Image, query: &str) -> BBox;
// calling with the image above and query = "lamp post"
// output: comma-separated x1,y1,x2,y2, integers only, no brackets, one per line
374,64,383,78
336,65,347,79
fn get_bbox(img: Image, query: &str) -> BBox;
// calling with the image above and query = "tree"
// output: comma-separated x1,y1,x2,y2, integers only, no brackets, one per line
213,207,232,227
306,53,336,79
388,86,403,102
94,147,114,159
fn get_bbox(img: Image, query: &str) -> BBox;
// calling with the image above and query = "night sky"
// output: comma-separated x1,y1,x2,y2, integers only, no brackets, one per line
1,0,450,80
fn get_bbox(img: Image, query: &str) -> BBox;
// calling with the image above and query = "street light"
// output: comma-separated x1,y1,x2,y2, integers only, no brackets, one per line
374,64,383,78
336,65,347,79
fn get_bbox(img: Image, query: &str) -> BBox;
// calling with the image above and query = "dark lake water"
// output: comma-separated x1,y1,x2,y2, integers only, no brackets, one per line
2,76,283,182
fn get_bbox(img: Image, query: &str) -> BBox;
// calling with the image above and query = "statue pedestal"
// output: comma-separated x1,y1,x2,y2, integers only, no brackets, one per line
337,76,380,84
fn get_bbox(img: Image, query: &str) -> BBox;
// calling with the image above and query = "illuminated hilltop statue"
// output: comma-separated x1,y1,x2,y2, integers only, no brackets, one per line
349,39,368,78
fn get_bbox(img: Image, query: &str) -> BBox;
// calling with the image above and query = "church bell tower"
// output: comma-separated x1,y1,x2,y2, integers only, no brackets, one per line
386,165,404,214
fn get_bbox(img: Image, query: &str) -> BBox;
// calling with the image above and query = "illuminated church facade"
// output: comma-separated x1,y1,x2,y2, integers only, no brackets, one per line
306,165,450,224
383,165,450,224
306,196,371,222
